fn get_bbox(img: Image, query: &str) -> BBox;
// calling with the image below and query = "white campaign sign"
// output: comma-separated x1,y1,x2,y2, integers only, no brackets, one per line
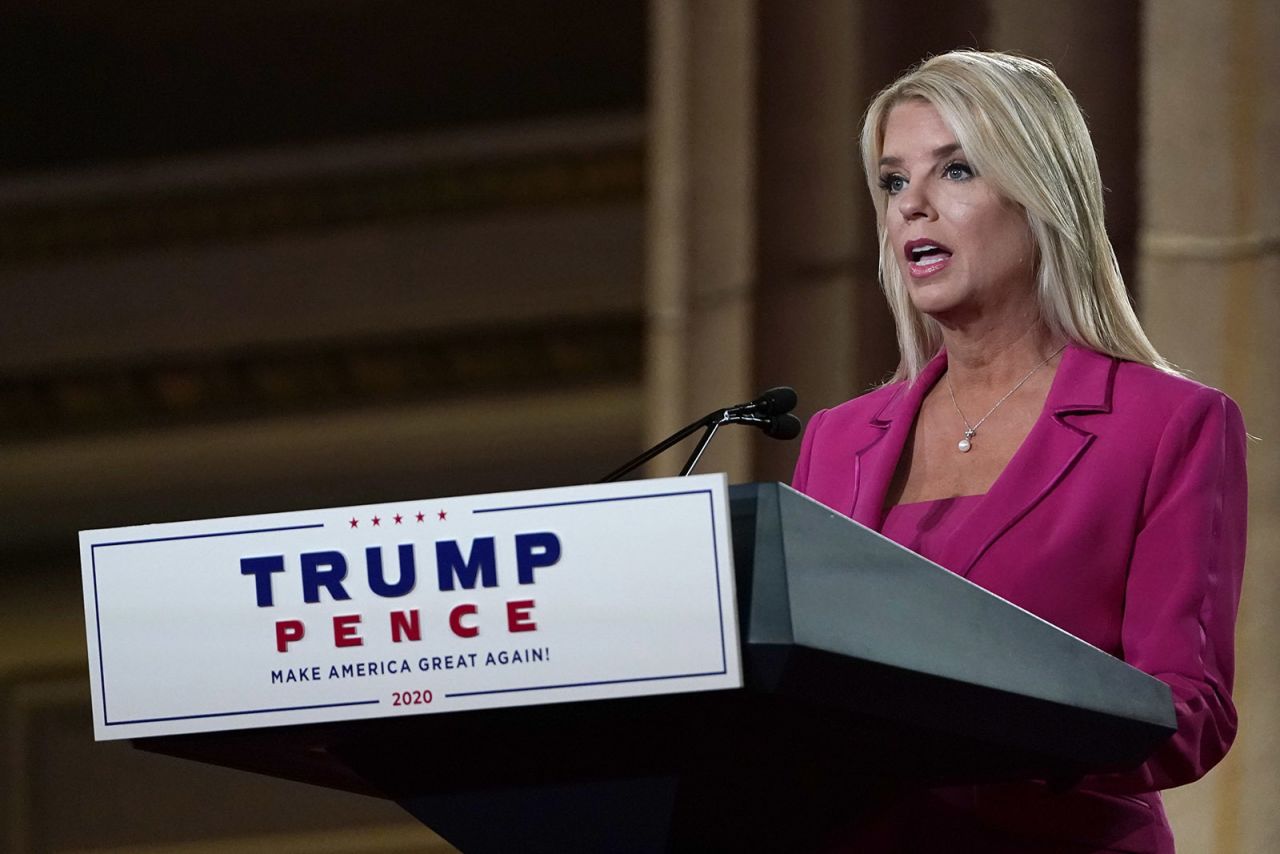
80,474,741,740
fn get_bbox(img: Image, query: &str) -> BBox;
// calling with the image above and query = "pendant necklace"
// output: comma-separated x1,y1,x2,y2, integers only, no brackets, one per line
945,344,1066,453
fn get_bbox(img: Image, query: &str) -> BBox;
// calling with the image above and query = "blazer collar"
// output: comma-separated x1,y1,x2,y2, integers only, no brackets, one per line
847,349,948,529
851,342,1117,575
1045,341,1115,416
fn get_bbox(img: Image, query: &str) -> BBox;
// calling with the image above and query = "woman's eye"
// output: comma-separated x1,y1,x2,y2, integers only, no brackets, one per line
879,173,907,195
943,161,974,181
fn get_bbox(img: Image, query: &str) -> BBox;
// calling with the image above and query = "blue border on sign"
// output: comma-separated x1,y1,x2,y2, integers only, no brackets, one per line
85,523,379,727
454,487,729,698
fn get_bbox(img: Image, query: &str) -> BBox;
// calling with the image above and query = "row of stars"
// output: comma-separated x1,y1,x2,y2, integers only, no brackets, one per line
349,510,448,529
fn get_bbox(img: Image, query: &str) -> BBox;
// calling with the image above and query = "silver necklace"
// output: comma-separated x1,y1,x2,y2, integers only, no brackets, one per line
945,344,1066,453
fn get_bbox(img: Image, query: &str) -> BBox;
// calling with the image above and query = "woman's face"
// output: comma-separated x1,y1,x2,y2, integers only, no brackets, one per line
878,99,1038,325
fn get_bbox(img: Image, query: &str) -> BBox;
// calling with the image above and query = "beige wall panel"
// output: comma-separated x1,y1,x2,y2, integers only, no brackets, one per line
1142,3,1237,238
1140,258,1230,383
1230,255,1280,854
1142,1,1280,852
0,204,642,374
647,0,756,478
754,0,862,482
0,385,643,552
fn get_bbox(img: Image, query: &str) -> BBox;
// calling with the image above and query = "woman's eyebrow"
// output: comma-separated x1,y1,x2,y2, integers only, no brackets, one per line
879,142,963,168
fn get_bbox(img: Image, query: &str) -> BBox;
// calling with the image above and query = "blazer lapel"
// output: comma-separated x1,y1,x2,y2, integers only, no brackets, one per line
849,351,949,530
946,344,1116,577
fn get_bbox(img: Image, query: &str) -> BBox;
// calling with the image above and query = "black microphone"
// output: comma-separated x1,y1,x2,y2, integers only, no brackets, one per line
599,387,801,482
725,386,798,418
764,412,802,440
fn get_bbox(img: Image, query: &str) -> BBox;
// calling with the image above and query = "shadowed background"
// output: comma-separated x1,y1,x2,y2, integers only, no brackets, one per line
1,1,1275,852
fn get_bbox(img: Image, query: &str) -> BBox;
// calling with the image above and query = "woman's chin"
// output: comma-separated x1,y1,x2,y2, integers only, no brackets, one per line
907,290,967,318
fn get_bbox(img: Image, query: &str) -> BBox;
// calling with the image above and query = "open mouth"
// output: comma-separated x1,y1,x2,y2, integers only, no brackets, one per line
906,241,952,264
904,239,953,276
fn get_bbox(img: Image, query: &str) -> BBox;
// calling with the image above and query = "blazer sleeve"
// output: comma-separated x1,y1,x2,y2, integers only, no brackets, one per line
790,407,829,494
1093,385,1248,793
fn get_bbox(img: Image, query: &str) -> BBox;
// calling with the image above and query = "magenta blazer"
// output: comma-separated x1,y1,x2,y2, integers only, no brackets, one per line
792,344,1247,853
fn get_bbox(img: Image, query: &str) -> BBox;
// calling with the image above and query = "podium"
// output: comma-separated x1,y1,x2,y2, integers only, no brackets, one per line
134,482,1175,852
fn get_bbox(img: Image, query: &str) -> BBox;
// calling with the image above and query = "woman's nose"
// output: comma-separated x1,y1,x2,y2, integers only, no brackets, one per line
897,181,935,221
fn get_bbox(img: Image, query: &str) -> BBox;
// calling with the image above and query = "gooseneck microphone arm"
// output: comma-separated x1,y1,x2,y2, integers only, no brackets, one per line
599,387,801,483
677,419,725,477
598,416,719,483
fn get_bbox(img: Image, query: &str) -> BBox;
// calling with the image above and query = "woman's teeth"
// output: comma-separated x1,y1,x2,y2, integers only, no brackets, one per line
910,244,950,263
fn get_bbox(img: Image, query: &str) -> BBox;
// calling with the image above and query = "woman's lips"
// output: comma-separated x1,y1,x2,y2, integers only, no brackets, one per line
908,254,952,278
904,239,953,278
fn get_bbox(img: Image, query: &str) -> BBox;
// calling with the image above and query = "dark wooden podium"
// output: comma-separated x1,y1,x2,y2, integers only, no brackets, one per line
136,483,1175,852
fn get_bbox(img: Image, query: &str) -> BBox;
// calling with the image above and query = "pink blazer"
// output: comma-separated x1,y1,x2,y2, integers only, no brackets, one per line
792,344,1247,853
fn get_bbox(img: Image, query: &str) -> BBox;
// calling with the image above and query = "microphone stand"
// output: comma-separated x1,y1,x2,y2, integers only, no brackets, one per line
599,409,727,483
678,419,723,477
600,407,796,483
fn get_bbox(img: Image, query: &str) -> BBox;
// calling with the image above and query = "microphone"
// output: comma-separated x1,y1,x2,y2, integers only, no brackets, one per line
599,387,800,482
764,412,802,439
725,386,798,419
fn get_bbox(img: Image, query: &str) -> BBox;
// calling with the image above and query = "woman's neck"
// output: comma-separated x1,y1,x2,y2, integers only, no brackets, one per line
940,316,1066,393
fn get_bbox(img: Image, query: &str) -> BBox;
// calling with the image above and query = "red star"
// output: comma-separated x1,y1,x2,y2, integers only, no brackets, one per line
437,509,448,521
349,518,359,528
393,514,403,525
372,515,381,526
415,511,425,523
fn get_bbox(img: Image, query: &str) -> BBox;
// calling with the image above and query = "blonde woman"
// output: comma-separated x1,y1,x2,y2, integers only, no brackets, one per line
793,51,1246,853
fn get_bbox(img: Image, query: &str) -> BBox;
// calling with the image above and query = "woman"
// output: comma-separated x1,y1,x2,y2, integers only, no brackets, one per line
791,51,1247,853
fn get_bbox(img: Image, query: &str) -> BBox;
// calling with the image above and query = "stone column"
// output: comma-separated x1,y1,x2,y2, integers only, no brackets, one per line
1140,1,1280,852
753,0,865,483
646,0,757,478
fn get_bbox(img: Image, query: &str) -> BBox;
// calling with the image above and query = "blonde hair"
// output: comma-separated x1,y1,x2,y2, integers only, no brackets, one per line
861,50,1176,382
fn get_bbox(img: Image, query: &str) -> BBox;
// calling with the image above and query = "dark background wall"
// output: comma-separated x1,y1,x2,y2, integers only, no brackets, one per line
1,2,1272,852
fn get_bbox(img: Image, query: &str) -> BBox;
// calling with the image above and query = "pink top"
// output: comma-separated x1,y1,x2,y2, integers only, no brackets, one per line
879,494,986,563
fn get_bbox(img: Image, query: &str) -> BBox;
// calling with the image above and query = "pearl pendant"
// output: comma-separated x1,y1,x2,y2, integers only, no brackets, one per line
958,437,972,453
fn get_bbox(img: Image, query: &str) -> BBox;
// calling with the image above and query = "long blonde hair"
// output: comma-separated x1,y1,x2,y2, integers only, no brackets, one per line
861,50,1175,382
